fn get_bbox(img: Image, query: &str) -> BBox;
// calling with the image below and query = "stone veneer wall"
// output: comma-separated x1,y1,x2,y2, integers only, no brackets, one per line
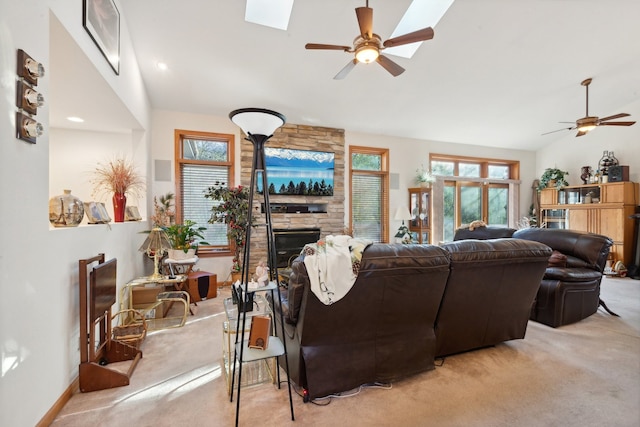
240,124,345,272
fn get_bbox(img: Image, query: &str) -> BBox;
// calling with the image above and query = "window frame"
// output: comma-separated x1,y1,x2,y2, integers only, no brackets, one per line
174,129,235,257
349,145,390,243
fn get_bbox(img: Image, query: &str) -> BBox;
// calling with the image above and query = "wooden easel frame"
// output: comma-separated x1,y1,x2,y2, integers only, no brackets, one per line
79,254,142,392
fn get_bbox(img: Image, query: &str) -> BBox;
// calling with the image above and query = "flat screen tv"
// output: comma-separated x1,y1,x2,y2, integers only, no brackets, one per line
90,258,117,322
257,147,334,196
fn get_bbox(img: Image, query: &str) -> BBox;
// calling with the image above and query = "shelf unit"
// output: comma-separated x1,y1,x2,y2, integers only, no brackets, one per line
408,187,431,243
539,181,639,265
222,294,276,396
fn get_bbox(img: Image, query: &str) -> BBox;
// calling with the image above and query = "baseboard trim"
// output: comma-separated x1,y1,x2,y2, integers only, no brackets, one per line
37,377,79,427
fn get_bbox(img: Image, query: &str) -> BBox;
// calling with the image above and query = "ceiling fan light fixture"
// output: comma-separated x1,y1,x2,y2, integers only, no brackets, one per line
355,45,379,63
576,116,598,133
577,124,596,133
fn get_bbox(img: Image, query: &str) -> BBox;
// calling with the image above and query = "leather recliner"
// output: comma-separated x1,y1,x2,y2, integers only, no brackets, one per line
513,228,613,327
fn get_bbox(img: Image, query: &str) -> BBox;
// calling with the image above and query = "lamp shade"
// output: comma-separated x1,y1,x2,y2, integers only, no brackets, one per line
394,206,412,221
139,227,171,254
229,108,286,136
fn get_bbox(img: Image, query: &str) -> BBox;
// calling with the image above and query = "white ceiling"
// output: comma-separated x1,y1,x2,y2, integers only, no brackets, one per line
57,0,640,151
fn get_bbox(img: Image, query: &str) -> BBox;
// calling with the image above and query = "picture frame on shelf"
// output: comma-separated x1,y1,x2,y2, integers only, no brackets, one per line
125,206,142,221
84,202,112,224
83,0,120,75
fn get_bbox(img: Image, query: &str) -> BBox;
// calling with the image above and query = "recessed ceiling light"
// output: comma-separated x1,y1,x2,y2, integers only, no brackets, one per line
67,116,84,123
386,0,455,59
156,62,168,71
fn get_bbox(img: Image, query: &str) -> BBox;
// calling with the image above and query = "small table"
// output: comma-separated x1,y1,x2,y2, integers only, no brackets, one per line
222,294,276,396
120,275,190,331
162,257,198,276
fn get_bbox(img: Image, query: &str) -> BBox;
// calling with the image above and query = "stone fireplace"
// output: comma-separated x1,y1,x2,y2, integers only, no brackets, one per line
241,124,345,272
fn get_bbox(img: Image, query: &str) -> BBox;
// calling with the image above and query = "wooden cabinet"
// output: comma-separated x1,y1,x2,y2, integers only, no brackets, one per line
540,181,639,265
408,187,431,244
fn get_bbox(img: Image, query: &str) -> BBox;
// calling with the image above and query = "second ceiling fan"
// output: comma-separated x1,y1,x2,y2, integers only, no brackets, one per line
544,78,636,137
305,1,435,79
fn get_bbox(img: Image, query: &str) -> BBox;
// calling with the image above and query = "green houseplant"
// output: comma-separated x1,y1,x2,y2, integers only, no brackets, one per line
204,182,254,274
163,220,208,256
537,168,569,191
415,164,436,187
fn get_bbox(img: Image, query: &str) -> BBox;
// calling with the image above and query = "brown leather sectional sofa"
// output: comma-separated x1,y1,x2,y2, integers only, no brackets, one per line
272,238,552,400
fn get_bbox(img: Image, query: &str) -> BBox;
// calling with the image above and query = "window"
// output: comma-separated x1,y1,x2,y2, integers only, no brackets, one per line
175,130,235,256
431,154,519,242
350,146,389,242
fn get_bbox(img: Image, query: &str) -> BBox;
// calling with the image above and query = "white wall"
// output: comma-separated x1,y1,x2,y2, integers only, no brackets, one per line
0,1,152,426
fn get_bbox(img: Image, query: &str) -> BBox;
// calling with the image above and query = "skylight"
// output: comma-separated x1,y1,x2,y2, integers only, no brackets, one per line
245,0,294,31
385,0,454,59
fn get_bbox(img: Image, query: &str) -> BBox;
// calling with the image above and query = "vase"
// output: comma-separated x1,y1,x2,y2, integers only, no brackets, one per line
598,150,613,177
608,151,619,166
112,192,126,223
49,189,84,227
546,179,557,188
580,166,592,185
231,271,242,284
167,248,196,260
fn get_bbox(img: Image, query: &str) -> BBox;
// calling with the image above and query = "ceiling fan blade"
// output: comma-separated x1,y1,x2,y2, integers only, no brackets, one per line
333,59,357,80
355,7,373,39
376,54,405,77
575,130,588,137
599,121,636,126
541,127,574,136
383,27,434,48
306,43,351,51
599,113,630,122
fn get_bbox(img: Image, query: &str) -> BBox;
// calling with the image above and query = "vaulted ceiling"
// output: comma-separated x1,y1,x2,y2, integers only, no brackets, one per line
57,0,640,151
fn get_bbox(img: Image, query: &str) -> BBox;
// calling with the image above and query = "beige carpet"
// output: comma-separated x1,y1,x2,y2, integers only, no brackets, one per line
51,276,640,426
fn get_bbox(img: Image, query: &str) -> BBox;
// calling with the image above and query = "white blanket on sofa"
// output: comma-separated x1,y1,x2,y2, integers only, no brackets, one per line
302,235,372,305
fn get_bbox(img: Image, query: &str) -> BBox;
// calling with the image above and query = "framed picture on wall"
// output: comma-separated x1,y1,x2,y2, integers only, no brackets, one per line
83,0,120,75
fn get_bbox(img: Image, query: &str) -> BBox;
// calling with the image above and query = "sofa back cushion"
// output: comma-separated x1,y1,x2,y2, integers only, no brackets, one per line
453,225,517,241
513,228,612,272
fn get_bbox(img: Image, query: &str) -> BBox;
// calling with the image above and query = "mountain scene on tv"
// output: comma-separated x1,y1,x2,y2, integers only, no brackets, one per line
258,147,334,196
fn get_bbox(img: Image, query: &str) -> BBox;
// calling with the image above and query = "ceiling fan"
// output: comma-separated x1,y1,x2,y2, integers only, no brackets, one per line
305,0,435,79
544,78,636,137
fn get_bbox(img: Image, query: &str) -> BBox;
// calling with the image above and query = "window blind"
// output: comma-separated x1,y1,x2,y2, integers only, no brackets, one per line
180,163,229,246
352,174,382,242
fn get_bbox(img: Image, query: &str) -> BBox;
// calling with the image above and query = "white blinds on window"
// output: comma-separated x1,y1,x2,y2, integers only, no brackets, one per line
351,174,382,242
180,163,229,245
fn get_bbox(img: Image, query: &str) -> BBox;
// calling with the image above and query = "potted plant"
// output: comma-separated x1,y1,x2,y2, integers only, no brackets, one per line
415,165,436,187
163,220,208,260
91,156,145,222
204,182,254,278
537,168,569,191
